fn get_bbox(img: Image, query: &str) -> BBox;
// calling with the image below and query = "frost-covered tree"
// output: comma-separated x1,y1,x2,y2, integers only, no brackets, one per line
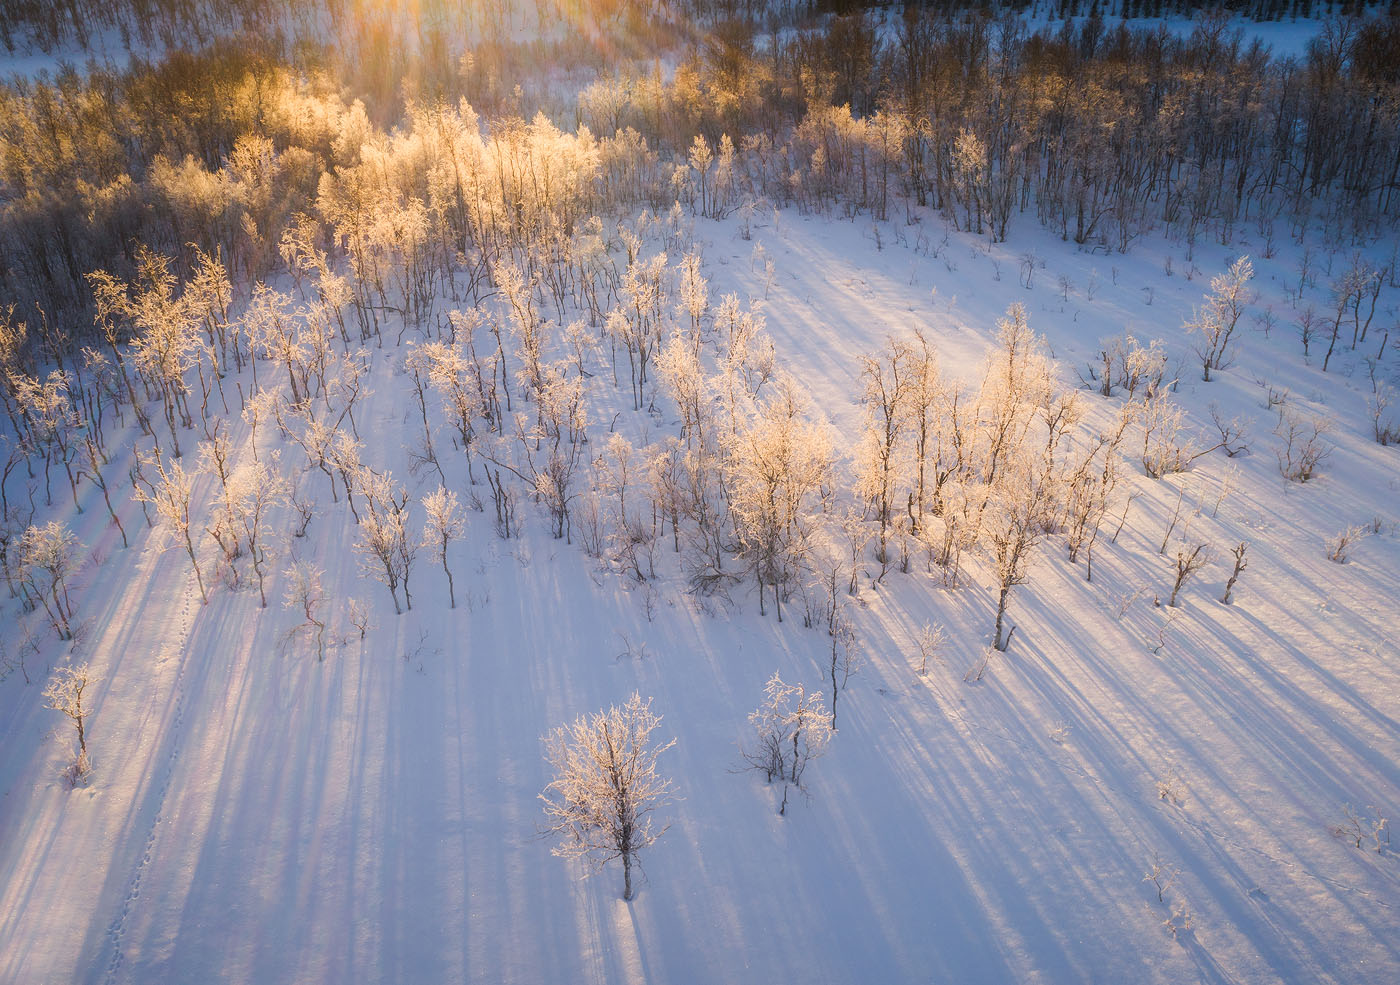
725,374,834,621
986,459,1055,652
89,249,201,457
540,692,675,901
855,338,912,568
739,673,832,815
503,366,589,542
198,422,242,577
283,559,327,661
1188,256,1252,382
655,331,707,448
234,454,287,608
244,284,307,404
134,448,207,604
421,485,463,609
905,330,943,528
18,520,79,640
612,251,668,411
422,339,484,482
45,664,94,783
355,466,415,614
975,303,1052,487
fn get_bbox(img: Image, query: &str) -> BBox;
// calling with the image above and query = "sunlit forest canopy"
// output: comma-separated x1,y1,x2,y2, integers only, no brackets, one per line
0,0,1397,362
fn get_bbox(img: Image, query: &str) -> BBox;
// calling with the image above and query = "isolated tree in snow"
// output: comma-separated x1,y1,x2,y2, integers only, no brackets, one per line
283,559,328,661
45,664,94,782
1168,542,1212,608
1221,541,1248,605
540,692,675,901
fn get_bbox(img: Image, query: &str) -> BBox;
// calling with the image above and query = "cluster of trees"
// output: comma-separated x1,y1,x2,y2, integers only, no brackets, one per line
7,7,1400,357
4,22,1391,673
542,673,835,901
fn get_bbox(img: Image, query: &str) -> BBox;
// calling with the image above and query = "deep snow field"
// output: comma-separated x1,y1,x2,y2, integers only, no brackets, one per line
0,193,1396,984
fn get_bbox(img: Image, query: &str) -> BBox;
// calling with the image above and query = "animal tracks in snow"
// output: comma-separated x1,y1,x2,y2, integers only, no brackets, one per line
101,582,198,985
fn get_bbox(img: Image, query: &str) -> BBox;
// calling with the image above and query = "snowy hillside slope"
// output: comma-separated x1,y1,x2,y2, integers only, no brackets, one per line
0,183,1397,985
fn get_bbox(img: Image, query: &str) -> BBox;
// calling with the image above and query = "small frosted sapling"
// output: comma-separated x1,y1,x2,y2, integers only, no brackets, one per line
354,466,415,614
133,448,207,604
987,465,1054,650
1157,765,1188,806
1207,404,1250,458
347,597,371,640
1143,851,1179,903
915,621,947,676
738,673,832,816
964,646,997,682
1188,255,1253,381
236,454,287,608
421,485,463,608
283,560,328,661
1297,305,1318,358
1326,526,1366,564
1164,900,1193,940
45,664,94,784
826,604,860,729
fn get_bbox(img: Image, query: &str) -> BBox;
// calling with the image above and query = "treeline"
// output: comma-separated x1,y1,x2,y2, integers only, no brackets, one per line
2,6,1399,362
690,8,1400,237
0,0,291,52
0,0,675,55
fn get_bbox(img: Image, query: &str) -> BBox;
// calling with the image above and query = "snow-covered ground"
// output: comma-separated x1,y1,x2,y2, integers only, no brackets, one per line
0,176,1397,985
